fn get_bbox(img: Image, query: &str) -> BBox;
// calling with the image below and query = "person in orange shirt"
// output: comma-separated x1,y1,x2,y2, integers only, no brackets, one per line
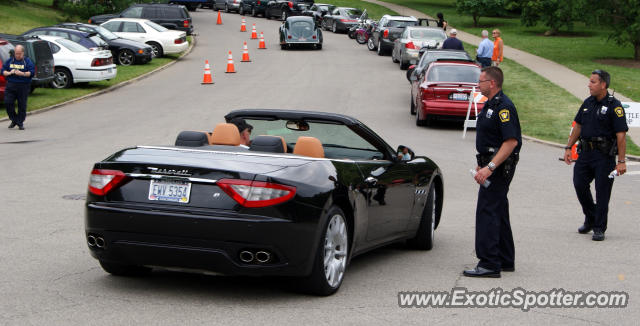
491,29,503,66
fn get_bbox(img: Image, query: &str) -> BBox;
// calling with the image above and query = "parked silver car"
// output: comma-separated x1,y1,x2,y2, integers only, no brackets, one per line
392,26,446,70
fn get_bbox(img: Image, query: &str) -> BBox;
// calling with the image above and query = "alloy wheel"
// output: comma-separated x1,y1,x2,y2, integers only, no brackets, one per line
323,214,348,288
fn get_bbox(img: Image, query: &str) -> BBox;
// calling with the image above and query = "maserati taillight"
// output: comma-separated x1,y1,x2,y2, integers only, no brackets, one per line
405,41,416,49
217,179,296,208
89,169,129,196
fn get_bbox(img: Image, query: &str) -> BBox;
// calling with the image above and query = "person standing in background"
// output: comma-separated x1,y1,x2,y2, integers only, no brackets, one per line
477,30,493,67
491,29,504,66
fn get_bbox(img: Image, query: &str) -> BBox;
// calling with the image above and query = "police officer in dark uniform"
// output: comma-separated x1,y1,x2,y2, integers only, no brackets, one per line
464,66,521,278
564,69,628,241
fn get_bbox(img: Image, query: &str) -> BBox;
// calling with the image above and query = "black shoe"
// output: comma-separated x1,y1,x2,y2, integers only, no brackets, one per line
502,266,515,272
18,125,25,130
463,266,501,278
578,224,592,234
592,231,605,241
8,122,16,129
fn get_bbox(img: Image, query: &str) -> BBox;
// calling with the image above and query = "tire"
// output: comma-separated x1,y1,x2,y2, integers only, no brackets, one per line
265,9,271,19
416,109,427,126
117,49,134,66
239,5,244,15
332,21,337,33
410,95,416,115
251,6,257,17
348,29,356,39
99,260,151,276
408,183,436,250
400,60,409,70
367,37,376,51
147,42,163,58
392,50,399,63
316,43,322,50
224,4,229,12
51,67,72,89
377,40,384,56
281,44,287,50
299,206,349,296
356,32,366,44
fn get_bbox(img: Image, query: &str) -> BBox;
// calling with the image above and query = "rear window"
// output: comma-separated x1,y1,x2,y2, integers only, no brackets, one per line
419,52,470,69
410,29,445,40
33,41,53,61
145,21,168,32
57,38,89,53
427,65,480,83
387,20,417,28
122,7,143,18
0,43,15,62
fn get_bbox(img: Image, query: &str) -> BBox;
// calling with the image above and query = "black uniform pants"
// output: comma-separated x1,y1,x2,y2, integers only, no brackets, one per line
573,150,615,232
5,82,30,126
475,166,516,271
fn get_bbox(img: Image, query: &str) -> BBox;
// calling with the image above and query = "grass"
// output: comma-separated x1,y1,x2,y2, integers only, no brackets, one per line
321,0,399,19
379,0,640,102
0,1,74,35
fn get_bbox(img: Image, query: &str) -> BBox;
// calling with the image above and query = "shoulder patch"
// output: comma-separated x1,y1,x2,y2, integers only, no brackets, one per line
499,109,510,122
614,106,624,118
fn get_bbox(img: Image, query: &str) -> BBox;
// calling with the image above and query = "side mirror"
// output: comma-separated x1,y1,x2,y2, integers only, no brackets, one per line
396,145,415,161
406,65,416,82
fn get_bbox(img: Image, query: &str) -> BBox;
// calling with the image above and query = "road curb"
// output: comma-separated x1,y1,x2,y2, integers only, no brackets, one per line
1,35,197,122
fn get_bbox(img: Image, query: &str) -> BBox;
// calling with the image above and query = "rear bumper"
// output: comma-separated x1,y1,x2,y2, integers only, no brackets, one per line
85,202,322,276
421,99,481,118
401,49,421,64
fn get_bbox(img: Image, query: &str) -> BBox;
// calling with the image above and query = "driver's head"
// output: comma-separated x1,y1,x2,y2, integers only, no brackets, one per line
230,118,253,146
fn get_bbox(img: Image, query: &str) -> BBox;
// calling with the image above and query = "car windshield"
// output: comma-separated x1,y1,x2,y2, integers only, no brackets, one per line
387,20,417,28
419,51,470,69
410,29,445,40
344,9,362,18
245,119,383,160
288,21,315,38
427,65,480,83
144,21,168,32
94,26,119,40
57,38,89,53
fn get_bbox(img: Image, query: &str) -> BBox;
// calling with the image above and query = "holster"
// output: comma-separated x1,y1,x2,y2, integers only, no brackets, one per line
476,152,519,178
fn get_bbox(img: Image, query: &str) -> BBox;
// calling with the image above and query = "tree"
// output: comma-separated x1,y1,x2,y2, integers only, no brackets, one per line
588,0,640,61
520,0,585,35
456,0,506,27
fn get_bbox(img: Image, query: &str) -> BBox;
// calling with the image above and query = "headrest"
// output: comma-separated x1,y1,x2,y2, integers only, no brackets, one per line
175,131,209,147
293,136,324,158
211,123,242,146
250,135,287,153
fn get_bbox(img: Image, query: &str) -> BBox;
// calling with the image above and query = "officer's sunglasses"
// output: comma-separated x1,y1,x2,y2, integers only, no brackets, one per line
591,69,610,87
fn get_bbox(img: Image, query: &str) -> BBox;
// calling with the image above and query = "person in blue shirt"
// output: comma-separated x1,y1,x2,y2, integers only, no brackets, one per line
441,29,464,50
2,45,35,130
476,30,493,67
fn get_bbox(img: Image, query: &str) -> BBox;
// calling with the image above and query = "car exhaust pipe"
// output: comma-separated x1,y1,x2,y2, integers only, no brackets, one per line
255,251,271,263
95,237,105,248
239,251,254,263
87,235,96,247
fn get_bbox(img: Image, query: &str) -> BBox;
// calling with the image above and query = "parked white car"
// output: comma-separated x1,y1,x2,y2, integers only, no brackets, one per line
100,18,188,57
38,35,117,89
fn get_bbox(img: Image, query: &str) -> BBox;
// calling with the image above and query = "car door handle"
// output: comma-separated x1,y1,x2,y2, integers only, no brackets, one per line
365,177,377,185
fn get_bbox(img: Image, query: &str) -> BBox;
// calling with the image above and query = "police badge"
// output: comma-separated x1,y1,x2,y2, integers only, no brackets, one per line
600,106,608,115
486,109,493,118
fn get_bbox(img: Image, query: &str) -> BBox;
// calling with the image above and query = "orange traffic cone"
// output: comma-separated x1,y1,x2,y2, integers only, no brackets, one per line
241,42,251,62
202,60,214,84
225,51,236,73
258,32,266,49
250,24,257,39
216,11,223,25
240,17,247,32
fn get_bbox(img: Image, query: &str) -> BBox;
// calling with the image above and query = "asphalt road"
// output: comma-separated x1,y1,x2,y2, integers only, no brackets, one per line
1,10,639,325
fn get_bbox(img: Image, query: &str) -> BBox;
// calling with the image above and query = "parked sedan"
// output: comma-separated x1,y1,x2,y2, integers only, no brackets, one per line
392,27,446,70
101,18,188,57
414,59,482,126
84,109,443,295
239,0,268,17
321,7,362,33
38,35,116,89
22,27,109,51
279,16,322,50
264,0,313,21
214,0,241,12
56,23,153,66
302,3,336,25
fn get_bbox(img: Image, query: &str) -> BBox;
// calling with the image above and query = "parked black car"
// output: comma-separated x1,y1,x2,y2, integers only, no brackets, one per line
369,15,436,55
279,16,322,50
84,109,443,296
56,23,153,66
239,0,269,17
213,0,241,12
88,3,194,35
264,0,313,21
302,3,336,25
22,27,109,51
0,33,55,91
320,7,363,33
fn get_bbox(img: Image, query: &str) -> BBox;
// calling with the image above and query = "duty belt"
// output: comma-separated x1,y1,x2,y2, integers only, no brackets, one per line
579,137,613,152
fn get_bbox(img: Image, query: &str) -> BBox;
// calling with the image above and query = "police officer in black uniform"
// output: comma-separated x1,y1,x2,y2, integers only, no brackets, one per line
564,69,628,241
464,66,521,278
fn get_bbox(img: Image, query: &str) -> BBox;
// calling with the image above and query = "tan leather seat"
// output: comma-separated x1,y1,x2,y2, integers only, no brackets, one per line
293,136,324,158
210,123,242,146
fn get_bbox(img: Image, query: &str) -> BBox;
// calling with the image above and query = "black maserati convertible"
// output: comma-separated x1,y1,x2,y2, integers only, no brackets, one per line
85,109,443,295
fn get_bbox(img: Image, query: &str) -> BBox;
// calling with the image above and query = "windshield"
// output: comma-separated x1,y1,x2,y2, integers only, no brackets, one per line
387,20,417,28
144,21,168,32
427,65,480,83
419,51,470,69
245,119,383,160
344,9,362,18
410,29,446,40
95,26,119,40
57,38,89,53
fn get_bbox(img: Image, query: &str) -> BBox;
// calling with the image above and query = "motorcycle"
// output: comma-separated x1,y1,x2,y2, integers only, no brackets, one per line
357,19,376,46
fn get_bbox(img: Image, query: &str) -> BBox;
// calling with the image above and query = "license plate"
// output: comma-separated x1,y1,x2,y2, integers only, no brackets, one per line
452,93,468,101
148,179,191,203
299,37,306,41
107,68,112,73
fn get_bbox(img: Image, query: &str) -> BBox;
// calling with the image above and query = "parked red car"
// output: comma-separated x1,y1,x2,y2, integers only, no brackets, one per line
0,38,15,102
414,59,483,126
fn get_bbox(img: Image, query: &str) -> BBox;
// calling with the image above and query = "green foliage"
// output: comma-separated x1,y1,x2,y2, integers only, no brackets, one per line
520,0,585,35
59,0,157,19
587,0,640,60
455,0,506,27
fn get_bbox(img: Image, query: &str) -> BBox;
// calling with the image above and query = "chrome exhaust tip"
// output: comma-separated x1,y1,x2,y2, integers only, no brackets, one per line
239,251,254,263
95,237,105,248
87,235,96,247
255,251,271,263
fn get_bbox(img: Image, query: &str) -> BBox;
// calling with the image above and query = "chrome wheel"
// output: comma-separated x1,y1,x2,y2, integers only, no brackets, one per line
51,68,71,89
251,7,256,16
117,49,134,66
281,11,287,21
367,37,375,51
323,214,348,288
332,21,337,33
